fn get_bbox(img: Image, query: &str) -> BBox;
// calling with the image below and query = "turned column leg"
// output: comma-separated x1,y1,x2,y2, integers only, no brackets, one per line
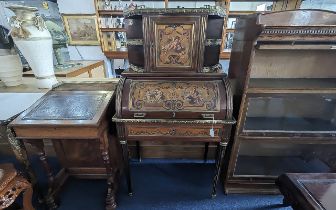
120,140,133,196
116,124,133,196
100,130,117,210
211,141,226,198
204,142,209,163
6,128,45,207
6,128,36,183
26,140,58,210
136,141,141,162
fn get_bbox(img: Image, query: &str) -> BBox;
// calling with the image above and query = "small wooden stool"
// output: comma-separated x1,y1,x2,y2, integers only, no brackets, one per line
0,163,34,210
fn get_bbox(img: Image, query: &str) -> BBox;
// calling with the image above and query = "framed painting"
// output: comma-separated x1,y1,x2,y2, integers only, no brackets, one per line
62,14,100,45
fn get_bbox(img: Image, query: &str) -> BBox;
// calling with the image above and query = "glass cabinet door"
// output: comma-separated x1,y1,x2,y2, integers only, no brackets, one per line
234,141,336,177
241,93,336,136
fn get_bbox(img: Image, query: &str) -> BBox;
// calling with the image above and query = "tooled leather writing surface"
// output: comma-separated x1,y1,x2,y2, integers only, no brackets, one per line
23,93,107,120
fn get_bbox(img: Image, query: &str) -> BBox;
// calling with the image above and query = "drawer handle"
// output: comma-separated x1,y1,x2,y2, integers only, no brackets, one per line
134,113,146,118
202,113,214,119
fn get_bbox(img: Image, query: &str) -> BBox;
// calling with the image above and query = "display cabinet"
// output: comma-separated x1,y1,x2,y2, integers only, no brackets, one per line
225,10,336,194
94,0,128,59
220,0,302,60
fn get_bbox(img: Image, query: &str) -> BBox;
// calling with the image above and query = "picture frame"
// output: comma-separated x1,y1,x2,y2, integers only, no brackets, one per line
62,14,100,45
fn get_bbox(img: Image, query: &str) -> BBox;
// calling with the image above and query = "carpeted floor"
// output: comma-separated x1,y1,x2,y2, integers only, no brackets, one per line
1,156,292,210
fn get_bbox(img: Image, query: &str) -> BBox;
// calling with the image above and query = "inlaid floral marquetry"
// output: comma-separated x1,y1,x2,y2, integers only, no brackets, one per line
127,125,220,137
129,80,220,112
156,24,193,67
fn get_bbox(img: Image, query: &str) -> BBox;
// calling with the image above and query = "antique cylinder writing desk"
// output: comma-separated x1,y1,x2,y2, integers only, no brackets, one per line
226,10,336,193
113,7,235,197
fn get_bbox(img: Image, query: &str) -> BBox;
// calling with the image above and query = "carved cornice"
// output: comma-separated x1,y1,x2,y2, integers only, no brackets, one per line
127,39,143,46
124,7,226,18
261,27,336,35
112,115,236,125
202,63,222,73
129,64,145,72
205,39,222,46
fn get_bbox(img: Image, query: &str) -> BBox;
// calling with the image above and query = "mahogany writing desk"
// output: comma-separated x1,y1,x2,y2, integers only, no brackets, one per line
9,91,119,210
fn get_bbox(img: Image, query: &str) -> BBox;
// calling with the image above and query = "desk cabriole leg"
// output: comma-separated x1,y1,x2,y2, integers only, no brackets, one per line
22,182,35,210
100,130,117,210
26,140,58,210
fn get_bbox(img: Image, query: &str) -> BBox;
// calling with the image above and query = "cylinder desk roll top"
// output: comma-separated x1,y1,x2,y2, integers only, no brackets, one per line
118,78,232,120
124,7,226,73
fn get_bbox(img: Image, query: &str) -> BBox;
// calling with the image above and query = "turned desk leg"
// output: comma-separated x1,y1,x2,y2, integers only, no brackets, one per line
6,128,37,183
120,140,133,196
211,141,226,198
204,142,209,163
100,130,117,210
26,140,58,210
136,141,141,162
6,128,45,206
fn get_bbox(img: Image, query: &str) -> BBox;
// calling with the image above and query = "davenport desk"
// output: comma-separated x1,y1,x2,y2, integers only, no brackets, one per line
9,90,119,210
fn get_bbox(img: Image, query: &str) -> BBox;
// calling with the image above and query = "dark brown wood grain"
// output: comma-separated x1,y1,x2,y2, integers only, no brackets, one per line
277,173,336,210
225,10,336,194
115,8,235,198
9,90,121,210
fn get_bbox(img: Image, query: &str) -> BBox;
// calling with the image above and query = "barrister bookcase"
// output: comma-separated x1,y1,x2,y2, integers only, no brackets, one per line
225,10,336,194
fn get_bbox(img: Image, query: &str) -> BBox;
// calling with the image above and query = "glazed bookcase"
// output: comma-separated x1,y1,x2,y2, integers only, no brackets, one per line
219,0,302,60
225,10,336,194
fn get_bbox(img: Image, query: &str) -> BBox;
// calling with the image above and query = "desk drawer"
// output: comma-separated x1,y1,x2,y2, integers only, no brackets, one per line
125,123,222,139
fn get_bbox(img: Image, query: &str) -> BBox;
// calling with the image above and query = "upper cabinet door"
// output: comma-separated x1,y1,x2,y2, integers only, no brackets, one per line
143,15,206,73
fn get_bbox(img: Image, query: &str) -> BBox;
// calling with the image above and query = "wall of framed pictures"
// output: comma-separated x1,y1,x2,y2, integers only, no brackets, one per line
57,0,113,76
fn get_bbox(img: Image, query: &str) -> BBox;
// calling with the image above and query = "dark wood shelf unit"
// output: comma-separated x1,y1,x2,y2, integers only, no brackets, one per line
101,28,127,32
104,51,128,59
97,10,123,16
225,10,336,194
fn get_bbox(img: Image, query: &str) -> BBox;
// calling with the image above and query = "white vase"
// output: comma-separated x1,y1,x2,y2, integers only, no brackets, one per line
0,54,23,87
7,5,57,89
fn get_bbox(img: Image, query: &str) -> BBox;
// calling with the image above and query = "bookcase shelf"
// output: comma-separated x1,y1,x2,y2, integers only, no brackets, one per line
95,1,128,59
101,28,127,32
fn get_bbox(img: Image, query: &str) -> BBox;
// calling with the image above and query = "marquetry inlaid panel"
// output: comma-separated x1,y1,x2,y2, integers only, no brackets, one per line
155,24,193,67
127,124,220,138
129,80,220,112
23,93,107,120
